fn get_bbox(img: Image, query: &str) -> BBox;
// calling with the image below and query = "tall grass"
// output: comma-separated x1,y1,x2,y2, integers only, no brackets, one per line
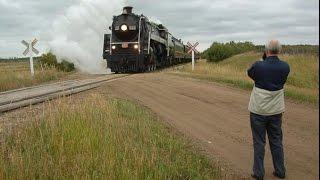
0,94,220,179
170,52,319,104
0,61,68,92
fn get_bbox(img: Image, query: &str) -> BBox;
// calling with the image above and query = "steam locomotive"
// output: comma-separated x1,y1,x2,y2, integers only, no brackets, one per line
103,6,194,73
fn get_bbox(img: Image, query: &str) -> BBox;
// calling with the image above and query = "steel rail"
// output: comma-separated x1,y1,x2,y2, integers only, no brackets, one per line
0,74,131,113
0,80,76,96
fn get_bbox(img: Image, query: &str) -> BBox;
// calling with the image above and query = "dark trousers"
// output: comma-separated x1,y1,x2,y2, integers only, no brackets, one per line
250,112,286,179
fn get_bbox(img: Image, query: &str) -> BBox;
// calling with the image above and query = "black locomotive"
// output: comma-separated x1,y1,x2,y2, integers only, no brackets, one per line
103,6,194,73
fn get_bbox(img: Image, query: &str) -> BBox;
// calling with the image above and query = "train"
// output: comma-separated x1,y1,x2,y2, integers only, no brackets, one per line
103,6,197,73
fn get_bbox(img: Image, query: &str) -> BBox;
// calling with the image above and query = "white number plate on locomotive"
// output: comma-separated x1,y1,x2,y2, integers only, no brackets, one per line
122,43,128,48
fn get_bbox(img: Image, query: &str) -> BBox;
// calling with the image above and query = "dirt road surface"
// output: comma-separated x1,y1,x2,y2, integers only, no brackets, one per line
105,72,319,180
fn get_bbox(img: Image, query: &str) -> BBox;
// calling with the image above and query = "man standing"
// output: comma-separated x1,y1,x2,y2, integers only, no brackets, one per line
247,40,290,180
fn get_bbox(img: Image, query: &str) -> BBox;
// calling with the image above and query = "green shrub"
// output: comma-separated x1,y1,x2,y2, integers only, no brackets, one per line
38,53,75,72
57,60,75,72
202,41,255,62
38,52,58,67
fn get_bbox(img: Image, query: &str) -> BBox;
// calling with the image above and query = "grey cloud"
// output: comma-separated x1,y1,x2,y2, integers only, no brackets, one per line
0,0,318,57
128,0,319,50
0,0,78,57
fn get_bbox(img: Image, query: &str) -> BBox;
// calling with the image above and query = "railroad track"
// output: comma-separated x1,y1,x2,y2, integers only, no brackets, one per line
0,74,130,113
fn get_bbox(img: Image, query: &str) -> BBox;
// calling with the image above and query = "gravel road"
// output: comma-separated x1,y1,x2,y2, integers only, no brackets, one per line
105,72,319,180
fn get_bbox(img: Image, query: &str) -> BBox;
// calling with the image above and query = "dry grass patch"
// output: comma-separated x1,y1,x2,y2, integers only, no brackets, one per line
0,61,69,92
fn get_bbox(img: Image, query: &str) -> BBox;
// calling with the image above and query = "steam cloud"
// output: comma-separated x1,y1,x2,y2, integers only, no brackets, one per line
48,0,124,74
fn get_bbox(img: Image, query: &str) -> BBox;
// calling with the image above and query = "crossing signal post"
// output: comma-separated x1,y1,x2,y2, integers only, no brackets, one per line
21,38,39,76
187,42,199,71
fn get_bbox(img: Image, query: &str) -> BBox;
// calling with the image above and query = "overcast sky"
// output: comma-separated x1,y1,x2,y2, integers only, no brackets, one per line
0,0,319,58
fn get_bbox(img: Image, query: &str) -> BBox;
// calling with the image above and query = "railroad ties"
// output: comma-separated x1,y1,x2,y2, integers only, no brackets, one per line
0,74,130,113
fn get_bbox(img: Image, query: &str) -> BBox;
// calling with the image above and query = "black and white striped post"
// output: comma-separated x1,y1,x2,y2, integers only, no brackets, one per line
187,42,199,71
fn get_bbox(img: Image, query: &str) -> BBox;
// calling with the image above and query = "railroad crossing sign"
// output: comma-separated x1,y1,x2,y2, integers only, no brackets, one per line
187,42,199,54
187,42,199,71
21,38,39,76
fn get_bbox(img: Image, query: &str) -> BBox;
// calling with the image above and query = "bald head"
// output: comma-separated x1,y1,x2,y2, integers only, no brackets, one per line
265,40,282,55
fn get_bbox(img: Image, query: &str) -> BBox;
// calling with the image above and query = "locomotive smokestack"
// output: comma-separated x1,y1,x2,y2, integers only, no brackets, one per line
122,6,133,15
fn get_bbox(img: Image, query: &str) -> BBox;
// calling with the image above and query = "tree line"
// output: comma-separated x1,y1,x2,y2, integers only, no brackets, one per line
0,57,40,62
0,53,75,72
202,41,319,62
255,44,319,55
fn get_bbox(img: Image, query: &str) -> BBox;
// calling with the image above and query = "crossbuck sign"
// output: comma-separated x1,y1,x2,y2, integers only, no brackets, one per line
187,42,199,71
22,38,39,76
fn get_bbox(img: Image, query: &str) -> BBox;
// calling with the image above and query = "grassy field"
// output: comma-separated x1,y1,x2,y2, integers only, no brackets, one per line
169,52,319,104
0,61,68,92
0,93,221,179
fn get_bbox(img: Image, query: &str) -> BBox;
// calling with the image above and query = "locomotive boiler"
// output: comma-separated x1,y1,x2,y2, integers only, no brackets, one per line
103,6,192,73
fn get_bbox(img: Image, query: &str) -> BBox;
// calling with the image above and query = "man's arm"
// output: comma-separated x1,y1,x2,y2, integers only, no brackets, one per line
283,62,291,83
247,61,258,80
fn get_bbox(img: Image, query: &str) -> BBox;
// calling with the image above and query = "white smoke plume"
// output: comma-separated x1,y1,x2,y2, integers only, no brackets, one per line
48,0,124,74
148,16,162,25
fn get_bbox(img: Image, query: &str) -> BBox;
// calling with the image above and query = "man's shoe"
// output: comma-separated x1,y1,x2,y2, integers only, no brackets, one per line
273,172,285,179
251,174,263,180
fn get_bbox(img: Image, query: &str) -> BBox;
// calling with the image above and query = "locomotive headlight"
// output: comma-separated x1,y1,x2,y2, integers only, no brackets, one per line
111,45,116,50
121,24,128,31
133,44,139,49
